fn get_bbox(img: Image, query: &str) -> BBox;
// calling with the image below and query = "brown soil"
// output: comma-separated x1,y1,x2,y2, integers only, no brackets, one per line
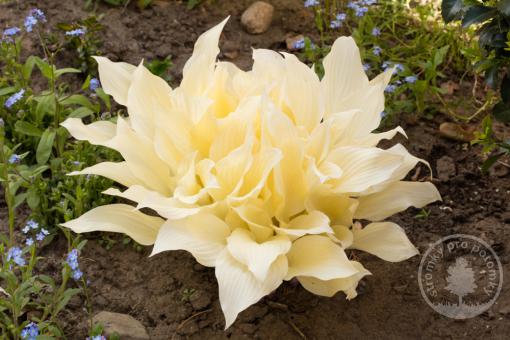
1,0,509,339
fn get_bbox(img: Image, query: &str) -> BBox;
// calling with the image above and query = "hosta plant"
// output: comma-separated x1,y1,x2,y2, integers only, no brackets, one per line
61,18,441,328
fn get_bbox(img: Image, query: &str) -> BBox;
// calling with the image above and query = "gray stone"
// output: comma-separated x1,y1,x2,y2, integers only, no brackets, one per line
241,1,274,34
93,311,149,340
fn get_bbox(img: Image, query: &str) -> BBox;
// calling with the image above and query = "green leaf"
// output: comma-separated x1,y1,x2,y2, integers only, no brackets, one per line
68,107,94,119
23,56,38,80
0,87,16,96
59,94,97,111
35,93,57,121
462,6,497,28
14,121,43,137
54,68,82,78
442,0,464,22
36,129,56,164
95,88,111,110
34,57,56,80
14,193,27,209
54,288,81,316
27,189,41,210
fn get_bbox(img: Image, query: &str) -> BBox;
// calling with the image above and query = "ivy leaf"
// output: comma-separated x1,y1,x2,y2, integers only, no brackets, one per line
442,0,465,22
492,101,510,123
462,6,497,28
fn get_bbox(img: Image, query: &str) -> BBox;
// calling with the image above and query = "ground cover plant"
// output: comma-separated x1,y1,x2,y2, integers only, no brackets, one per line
1,0,509,338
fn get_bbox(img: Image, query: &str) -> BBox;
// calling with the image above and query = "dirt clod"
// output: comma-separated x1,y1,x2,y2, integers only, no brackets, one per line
436,156,456,181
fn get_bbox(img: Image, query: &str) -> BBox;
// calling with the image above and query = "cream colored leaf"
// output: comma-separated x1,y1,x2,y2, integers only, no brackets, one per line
351,222,419,262
61,204,164,245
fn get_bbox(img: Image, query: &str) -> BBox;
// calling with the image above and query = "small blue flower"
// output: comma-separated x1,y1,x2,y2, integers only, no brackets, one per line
24,16,37,32
87,336,106,340
26,238,34,246
371,27,381,36
373,46,382,56
72,269,83,280
380,111,387,118
27,220,39,230
66,27,86,37
293,38,305,50
8,154,21,164
30,9,46,22
2,27,21,42
20,322,39,340
385,84,397,93
304,0,319,7
362,0,377,5
347,1,359,9
336,13,347,21
7,247,25,266
24,9,46,33
355,6,369,17
394,63,404,73
89,78,100,91
405,75,417,84
66,249,83,280
22,225,30,234
363,63,371,72
5,89,25,108
330,20,342,29
36,228,49,241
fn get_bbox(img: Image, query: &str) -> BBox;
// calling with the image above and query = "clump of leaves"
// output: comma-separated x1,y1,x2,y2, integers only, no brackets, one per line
442,0,510,123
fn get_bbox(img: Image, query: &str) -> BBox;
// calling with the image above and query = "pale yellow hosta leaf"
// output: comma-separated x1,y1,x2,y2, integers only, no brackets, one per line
127,62,173,139
281,53,322,132
298,261,370,298
58,18,443,329
103,182,205,220
105,117,174,195
61,204,164,245
305,186,358,227
286,235,358,280
93,56,136,106
275,210,332,238
68,162,140,188
329,225,354,249
181,17,228,96
226,228,291,281
351,222,419,262
61,118,116,146
234,203,275,242
321,37,368,116
355,181,441,221
216,249,287,329
327,147,404,194
151,213,230,266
